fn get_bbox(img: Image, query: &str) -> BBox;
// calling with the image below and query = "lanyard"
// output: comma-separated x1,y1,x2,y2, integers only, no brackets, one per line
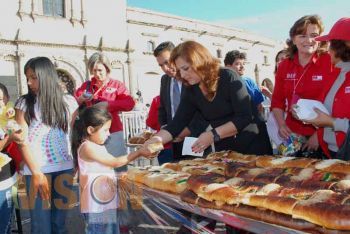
91,79,110,98
293,63,311,95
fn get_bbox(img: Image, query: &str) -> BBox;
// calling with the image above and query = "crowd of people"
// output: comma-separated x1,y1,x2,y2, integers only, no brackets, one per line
0,15,349,234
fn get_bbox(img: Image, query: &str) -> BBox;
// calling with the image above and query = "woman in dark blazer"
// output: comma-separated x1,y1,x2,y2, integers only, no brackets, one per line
145,41,272,155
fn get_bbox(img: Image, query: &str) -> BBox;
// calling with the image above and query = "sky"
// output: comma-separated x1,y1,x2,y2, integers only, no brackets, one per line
127,0,350,43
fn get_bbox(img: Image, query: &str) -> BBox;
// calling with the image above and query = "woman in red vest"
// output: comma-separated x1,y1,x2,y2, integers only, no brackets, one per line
75,52,135,170
303,18,350,159
271,15,334,157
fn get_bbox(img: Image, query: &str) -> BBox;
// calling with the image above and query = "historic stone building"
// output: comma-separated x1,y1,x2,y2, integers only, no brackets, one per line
0,0,282,105
127,7,282,104
0,0,129,101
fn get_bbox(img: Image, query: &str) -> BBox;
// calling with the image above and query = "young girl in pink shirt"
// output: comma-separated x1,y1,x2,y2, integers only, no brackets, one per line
71,105,154,233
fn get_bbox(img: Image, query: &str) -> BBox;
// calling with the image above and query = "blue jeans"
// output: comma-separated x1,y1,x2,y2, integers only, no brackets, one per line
24,169,75,234
0,185,14,234
83,209,119,234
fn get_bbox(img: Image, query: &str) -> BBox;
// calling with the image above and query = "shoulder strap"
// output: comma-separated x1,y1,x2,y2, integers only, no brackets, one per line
85,81,91,93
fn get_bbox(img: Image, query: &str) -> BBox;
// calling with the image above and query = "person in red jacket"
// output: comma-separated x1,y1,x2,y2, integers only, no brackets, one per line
0,83,24,234
146,96,173,164
302,17,350,159
271,15,334,157
75,52,135,169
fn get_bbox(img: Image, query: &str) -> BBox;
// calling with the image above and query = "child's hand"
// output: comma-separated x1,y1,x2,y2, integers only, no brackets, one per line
136,146,159,159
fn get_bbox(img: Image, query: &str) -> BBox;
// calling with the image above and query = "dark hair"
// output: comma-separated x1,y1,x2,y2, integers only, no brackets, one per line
224,50,246,66
261,78,274,93
275,49,287,63
71,105,112,167
0,83,9,101
286,15,327,59
153,41,175,57
18,57,69,132
274,49,287,74
330,40,350,62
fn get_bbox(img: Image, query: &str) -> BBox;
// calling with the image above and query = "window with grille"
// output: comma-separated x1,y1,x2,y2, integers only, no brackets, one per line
217,49,222,58
264,55,269,65
147,41,155,53
43,0,65,17
57,70,75,95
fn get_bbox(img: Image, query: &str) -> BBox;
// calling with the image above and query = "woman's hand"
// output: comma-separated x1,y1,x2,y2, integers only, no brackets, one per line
290,104,300,120
31,172,50,200
272,108,292,139
260,86,272,99
137,146,159,159
144,135,162,146
77,92,93,104
304,108,334,128
278,124,292,139
192,131,213,153
302,132,319,151
173,127,191,143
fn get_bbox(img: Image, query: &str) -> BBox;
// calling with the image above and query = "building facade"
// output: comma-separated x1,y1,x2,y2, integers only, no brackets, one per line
0,0,282,105
127,7,283,104
0,0,129,101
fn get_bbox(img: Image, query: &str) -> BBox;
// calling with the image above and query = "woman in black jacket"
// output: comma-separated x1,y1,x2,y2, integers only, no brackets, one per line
145,41,271,155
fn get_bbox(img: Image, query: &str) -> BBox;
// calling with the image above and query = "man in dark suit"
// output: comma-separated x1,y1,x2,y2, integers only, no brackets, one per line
153,41,208,161
154,42,179,128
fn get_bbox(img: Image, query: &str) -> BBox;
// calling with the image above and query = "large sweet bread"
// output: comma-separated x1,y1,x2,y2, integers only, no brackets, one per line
126,151,350,231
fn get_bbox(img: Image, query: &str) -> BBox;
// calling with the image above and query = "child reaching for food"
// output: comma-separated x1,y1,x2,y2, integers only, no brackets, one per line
71,104,161,234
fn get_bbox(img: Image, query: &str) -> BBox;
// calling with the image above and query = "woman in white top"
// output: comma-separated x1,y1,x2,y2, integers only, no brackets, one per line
15,57,78,234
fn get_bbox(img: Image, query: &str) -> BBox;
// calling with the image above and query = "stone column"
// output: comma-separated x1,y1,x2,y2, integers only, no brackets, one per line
254,64,260,85
126,40,136,97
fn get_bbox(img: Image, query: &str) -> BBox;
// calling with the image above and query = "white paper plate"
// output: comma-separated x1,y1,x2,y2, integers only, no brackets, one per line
294,99,329,121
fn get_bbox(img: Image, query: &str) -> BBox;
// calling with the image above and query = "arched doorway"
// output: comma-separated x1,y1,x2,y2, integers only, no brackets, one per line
57,69,76,95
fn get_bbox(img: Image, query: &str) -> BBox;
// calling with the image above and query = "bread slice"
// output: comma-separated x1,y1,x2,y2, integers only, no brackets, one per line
147,142,164,153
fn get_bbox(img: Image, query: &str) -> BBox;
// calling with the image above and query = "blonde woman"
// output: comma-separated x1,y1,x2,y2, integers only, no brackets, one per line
75,52,135,168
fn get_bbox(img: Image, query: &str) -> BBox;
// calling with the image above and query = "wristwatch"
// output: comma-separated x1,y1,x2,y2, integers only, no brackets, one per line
211,128,221,142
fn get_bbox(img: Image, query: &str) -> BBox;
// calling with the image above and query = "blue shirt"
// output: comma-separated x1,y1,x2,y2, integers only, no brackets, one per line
242,77,264,105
